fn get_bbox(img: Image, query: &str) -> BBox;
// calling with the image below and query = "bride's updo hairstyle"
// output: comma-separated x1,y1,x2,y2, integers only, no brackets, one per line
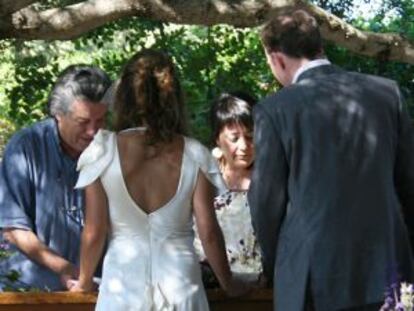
114,49,187,144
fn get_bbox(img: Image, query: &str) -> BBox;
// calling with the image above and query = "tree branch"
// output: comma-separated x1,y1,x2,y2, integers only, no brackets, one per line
0,0,137,40
0,0,413,64
0,0,37,17
306,4,414,65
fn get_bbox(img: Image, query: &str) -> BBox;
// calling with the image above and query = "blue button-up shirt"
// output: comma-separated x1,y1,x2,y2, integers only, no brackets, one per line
0,118,84,291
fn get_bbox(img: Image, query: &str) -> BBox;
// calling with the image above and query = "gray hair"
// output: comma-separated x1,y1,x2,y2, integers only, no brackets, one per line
48,65,112,116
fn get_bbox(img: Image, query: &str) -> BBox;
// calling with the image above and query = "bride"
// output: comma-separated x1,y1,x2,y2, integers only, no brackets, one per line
68,49,246,310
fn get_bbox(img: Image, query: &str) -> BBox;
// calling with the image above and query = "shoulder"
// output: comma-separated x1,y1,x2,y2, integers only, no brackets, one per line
3,119,54,157
341,71,402,104
88,129,116,148
348,71,398,88
259,84,305,109
184,136,211,160
77,129,116,171
254,89,298,122
75,129,116,189
183,136,227,192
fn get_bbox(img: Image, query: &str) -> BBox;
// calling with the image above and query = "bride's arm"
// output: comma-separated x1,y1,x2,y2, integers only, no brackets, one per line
70,179,109,292
193,171,245,295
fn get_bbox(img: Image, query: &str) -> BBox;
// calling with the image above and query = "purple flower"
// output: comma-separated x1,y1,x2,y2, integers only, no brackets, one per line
382,281,414,311
380,296,395,311
394,302,404,311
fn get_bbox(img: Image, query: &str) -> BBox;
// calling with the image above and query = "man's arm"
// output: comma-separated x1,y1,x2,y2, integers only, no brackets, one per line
0,134,77,288
2,229,78,284
248,103,289,280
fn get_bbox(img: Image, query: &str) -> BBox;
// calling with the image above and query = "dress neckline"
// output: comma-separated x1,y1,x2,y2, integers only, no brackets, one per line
119,127,147,134
115,136,186,216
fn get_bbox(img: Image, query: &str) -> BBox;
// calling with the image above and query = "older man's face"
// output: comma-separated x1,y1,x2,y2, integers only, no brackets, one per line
56,100,107,158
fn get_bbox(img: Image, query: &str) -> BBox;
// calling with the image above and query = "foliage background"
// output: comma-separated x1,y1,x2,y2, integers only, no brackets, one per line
0,0,413,154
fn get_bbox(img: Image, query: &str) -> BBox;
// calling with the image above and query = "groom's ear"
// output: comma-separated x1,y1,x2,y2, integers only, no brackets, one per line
267,51,286,72
273,52,286,70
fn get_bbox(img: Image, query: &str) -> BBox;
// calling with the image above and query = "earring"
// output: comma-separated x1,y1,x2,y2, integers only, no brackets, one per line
211,147,223,159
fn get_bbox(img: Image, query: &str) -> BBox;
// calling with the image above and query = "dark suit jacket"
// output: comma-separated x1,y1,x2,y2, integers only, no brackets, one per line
248,64,414,311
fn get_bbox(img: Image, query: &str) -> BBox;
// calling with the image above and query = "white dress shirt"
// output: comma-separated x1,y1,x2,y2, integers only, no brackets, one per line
292,58,331,84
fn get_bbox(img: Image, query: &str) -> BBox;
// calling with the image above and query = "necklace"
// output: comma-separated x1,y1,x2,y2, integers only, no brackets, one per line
222,168,251,191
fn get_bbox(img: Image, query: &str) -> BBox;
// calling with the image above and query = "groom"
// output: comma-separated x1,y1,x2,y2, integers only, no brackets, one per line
248,9,414,311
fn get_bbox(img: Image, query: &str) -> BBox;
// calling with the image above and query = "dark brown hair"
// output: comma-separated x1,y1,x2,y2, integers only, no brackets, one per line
260,10,323,59
210,91,257,144
113,49,187,144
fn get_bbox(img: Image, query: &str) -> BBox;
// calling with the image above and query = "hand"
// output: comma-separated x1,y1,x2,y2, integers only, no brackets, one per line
67,279,96,292
223,275,251,297
255,273,269,288
60,264,79,290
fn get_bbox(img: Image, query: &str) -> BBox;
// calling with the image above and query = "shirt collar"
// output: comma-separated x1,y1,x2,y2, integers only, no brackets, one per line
48,117,61,150
48,118,77,163
292,58,331,84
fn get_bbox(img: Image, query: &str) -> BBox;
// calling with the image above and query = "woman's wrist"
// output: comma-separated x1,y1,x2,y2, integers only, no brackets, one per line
221,273,251,297
218,272,234,291
77,276,94,291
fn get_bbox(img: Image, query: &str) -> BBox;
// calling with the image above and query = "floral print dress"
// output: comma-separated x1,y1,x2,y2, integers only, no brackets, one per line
194,190,262,286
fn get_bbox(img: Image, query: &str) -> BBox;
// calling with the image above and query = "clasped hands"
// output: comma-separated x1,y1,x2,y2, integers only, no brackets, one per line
66,278,98,292
222,273,267,297
64,271,267,295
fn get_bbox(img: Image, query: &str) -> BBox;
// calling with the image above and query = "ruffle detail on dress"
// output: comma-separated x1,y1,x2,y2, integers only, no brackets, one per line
184,137,227,194
75,129,116,189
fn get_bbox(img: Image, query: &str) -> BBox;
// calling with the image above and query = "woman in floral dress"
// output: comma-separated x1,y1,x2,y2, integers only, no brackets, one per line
195,92,263,286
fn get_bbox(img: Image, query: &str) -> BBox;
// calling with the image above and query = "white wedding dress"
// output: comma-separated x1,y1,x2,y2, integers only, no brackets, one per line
75,129,226,311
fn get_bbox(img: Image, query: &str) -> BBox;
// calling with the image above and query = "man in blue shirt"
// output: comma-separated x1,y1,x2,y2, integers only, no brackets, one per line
0,65,111,291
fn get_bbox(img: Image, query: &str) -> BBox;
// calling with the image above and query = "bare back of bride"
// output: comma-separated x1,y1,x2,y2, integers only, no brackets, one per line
117,129,184,215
